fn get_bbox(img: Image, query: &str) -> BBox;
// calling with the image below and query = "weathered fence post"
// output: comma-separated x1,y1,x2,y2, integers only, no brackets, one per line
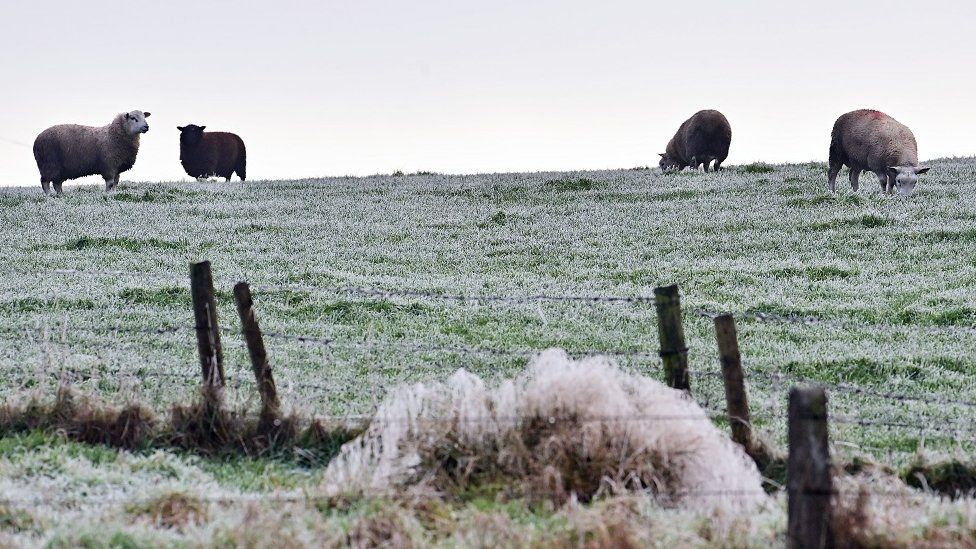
787,386,833,549
654,284,690,392
714,314,753,449
190,261,224,389
233,282,280,423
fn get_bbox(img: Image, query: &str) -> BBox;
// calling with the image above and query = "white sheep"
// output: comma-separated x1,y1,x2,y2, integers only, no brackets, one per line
32,110,150,195
828,109,929,196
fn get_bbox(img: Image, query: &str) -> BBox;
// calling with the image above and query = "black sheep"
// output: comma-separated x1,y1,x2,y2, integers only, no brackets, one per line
658,110,732,172
177,124,246,182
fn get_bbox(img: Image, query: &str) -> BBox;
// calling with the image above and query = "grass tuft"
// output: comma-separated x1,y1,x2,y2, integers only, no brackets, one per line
126,492,208,530
544,178,600,192
739,162,775,174
905,459,976,498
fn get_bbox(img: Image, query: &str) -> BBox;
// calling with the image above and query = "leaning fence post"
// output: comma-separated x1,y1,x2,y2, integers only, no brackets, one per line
787,386,833,549
190,261,225,389
233,282,280,422
654,284,690,392
714,314,753,449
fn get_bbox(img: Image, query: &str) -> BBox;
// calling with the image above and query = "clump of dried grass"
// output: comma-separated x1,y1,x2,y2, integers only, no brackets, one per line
126,492,208,530
832,466,976,548
0,387,154,449
0,385,360,459
345,509,418,548
321,349,768,510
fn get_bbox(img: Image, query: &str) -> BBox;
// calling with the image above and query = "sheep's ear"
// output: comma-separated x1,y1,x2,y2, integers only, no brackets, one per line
124,113,131,120
177,126,184,131
143,112,151,118
199,126,206,131
658,153,666,158
915,167,931,175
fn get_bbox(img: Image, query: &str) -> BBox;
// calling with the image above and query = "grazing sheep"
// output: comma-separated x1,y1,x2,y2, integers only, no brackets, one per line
177,125,246,182
33,111,150,195
659,110,732,172
828,109,929,196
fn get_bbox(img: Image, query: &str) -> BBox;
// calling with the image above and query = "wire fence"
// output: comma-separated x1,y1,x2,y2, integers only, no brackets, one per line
5,271,976,450
24,333,968,438
0,485,943,508
19,266,976,332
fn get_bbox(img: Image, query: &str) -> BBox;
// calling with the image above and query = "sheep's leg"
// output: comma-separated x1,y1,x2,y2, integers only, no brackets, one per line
688,156,698,172
41,180,51,195
52,181,63,195
103,173,118,191
701,156,714,172
849,167,862,191
196,177,209,183
827,163,842,193
875,172,888,193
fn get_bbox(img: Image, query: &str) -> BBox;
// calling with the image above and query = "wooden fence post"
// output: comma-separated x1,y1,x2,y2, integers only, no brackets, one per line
233,282,280,422
787,386,833,549
190,261,224,389
714,314,753,449
654,284,690,392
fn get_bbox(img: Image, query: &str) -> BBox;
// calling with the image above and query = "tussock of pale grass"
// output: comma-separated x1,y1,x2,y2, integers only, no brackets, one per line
126,492,207,530
322,349,768,511
833,467,976,548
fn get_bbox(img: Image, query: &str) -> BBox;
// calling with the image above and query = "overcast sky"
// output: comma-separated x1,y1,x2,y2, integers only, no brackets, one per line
1,0,973,186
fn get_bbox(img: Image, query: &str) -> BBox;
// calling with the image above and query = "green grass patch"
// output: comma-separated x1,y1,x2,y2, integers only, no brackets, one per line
118,286,189,307
811,213,893,230
544,177,600,192
477,211,508,228
921,228,976,243
893,306,976,327
739,162,775,174
64,236,188,252
786,194,835,207
771,265,858,280
112,188,196,203
0,296,95,314
649,189,698,201
194,455,323,491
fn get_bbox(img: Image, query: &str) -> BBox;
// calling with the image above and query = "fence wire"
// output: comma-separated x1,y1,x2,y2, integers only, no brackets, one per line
6,275,976,455
4,321,976,432
0,486,951,509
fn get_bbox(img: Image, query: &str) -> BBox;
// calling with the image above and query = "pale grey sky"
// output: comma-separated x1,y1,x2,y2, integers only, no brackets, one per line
1,0,973,186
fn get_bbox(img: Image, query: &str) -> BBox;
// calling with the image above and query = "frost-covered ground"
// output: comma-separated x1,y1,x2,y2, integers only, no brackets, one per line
1,160,976,545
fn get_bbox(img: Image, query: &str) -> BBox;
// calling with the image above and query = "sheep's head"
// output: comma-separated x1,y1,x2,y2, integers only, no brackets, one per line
124,111,150,135
177,124,206,146
888,166,930,196
658,153,681,172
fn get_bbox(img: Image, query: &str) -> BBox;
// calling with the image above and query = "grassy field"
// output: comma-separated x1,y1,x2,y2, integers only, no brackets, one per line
2,159,976,545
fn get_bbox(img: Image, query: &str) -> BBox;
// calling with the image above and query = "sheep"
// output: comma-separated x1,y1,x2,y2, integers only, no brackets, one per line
32,111,150,195
177,125,246,182
828,109,929,196
659,110,732,172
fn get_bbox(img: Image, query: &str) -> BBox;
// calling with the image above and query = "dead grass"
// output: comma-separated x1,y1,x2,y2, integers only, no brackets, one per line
321,350,768,510
832,466,976,548
905,457,976,499
0,385,361,459
0,388,154,449
126,492,207,530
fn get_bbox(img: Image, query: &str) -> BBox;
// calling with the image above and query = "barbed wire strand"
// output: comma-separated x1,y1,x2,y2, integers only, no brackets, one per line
0,486,949,508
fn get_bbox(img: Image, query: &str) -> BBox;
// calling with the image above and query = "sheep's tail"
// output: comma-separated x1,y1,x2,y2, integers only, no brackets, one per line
236,141,246,181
